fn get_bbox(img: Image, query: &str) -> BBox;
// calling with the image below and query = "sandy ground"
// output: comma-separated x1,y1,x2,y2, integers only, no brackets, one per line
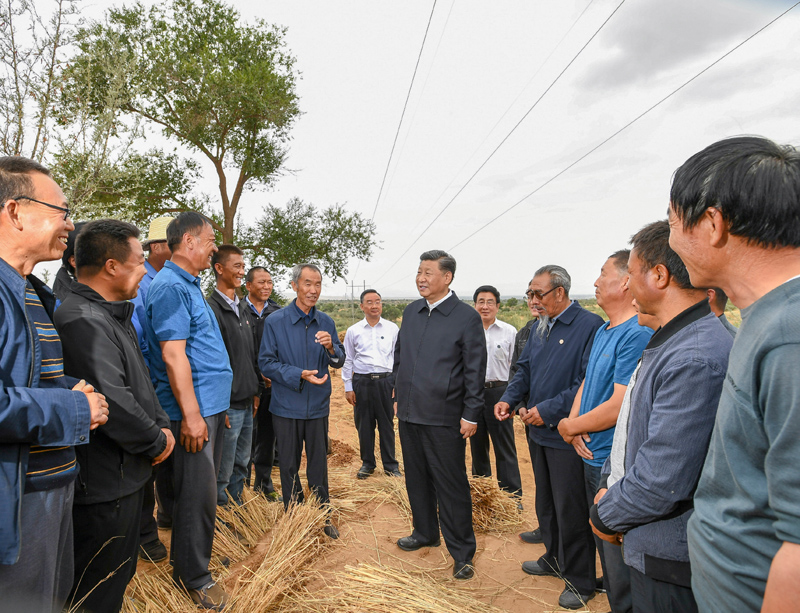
137,369,610,612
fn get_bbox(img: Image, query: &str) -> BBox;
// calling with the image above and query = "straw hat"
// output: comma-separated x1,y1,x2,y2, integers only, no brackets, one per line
142,216,174,246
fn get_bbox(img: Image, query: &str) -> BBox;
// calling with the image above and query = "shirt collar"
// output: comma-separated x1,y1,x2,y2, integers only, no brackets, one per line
290,299,317,323
163,260,201,287
144,260,158,279
214,288,239,309
361,317,384,328
427,290,453,310
646,299,711,349
245,295,265,316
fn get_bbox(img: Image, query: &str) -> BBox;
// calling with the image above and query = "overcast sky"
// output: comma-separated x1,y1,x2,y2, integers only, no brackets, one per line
40,0,800,299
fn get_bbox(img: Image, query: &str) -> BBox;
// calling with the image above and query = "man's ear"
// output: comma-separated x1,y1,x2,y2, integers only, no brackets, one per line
104,258,118,277
704,207,728,248
653,263,671,290
214,262,223,276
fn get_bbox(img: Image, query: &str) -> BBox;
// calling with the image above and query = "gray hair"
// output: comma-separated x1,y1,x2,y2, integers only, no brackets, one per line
291,263,322,284
534,264,571,297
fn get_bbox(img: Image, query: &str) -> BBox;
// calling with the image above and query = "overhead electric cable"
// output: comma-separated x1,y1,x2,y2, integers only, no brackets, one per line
372,0,626,285
446,0,800,251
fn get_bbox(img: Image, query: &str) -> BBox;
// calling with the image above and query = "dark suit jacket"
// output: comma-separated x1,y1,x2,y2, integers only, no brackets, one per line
393,293,486,426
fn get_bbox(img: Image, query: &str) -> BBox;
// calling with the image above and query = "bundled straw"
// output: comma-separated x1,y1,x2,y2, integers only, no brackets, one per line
213,488,284,566
469,475,524,534
282,563,506,613
121,569,198,613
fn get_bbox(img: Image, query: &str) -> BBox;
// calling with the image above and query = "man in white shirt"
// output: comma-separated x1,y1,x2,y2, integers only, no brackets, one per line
343,289,401,479
471,285,523,500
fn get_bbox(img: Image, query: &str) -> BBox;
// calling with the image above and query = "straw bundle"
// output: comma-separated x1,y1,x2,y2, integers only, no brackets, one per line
121,568,197,613
282,563,506,613
469,475,524,534
212,488,284,566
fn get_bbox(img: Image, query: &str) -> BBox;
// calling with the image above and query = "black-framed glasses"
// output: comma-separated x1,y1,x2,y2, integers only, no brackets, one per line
525,286,557,301
12,195,71,220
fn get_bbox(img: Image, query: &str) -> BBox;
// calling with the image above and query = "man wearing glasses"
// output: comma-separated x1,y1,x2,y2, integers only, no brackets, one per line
0,156,109,611
495,265,604,610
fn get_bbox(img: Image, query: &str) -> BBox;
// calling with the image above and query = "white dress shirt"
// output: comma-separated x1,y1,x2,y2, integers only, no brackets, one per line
215,288,240,317
484,318,517,382
427,290,453,311
342,317,400,392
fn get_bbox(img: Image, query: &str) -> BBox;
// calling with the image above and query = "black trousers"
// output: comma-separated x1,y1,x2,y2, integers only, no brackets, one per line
630,566,698,613
70,488,145,613
399,420,476,563
532,441,595,595
167,412,225,590
139,461,173,541
252,388,277,493
139,471,158,544
352,375,398,471
272,413,329,510
469,384,522,497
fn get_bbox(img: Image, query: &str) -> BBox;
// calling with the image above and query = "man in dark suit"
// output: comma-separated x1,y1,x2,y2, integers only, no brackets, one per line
393,250,487,580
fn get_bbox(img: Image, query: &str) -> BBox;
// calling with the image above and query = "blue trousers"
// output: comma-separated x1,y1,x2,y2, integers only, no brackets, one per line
217,406,253,506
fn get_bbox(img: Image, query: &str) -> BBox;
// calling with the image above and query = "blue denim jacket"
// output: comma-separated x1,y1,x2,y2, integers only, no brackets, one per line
0,257,91,564
258,300,345,420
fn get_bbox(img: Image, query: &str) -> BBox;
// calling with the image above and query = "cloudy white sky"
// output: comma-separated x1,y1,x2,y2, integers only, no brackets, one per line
40,0,800,299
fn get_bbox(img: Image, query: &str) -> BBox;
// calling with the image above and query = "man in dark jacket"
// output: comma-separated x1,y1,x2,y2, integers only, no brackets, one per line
258,263,345,538
496,265,604,609
393,250,487,581
244,266,281,497
55,220,175,612
209,245,260,506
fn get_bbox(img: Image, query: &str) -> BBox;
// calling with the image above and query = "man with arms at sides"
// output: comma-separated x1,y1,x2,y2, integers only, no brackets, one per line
258,263,345,538
495,265,603,610
589,221,732,613
55,220,175,612
343,289,401,480
470,285,523,501
209,245,260,508
245,266,281,498
556,251,652,613
130,215,174,563
705,287,737,338
668,137,800,613
513,277,542,546
0,156,108,612
144,212,233,611
393,250,486,580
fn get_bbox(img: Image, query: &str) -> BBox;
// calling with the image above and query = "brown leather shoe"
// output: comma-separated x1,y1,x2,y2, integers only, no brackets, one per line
187,581,228,611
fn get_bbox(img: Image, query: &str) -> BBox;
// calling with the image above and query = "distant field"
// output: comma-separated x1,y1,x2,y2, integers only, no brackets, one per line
318,297,741,332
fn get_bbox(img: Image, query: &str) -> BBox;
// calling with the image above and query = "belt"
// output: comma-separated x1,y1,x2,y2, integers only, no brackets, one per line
484,380,508,389
354,372,392,380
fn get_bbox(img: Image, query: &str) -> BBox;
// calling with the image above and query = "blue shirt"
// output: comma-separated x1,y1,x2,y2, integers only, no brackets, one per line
130,260,158,362
144,261,232,421
579,316,652,467
501,301,604,449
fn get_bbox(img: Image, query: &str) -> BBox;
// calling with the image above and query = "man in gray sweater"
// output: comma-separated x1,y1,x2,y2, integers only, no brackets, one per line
589,220,732,612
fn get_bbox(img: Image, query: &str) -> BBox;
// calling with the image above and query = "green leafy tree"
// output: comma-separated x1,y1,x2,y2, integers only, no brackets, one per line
63,0,376,280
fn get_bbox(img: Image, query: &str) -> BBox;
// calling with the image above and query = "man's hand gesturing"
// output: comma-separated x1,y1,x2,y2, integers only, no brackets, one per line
302,369,329,385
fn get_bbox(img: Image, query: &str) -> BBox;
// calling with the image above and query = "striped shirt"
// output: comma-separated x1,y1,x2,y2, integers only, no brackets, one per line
24,282,77,492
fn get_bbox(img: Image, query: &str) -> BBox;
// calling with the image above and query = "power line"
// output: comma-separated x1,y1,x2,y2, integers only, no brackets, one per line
446,0,800,251
369,0,438,223
372,0,626,285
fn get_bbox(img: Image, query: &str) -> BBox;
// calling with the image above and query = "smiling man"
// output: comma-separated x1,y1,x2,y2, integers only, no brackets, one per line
258,263,345,539
144,212,233,610
342,289,400,480
393,250,487,581
0,156,109,612
209,245,260,508
470,284,522,501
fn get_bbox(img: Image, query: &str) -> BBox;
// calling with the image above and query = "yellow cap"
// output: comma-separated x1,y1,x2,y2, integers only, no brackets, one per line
143,216,174,245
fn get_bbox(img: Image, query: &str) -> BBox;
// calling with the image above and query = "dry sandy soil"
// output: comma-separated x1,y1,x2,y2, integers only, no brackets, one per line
136,369,610,612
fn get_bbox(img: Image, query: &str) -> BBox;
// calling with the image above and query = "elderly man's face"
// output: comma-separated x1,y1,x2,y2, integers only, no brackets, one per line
292,267,322,311
528,273,564,319
18,172,75,264
190,223,218,272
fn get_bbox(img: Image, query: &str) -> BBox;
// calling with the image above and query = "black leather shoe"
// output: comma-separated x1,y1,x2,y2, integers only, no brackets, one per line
356,465,375,480
384,469,402,477
139,538,167,562
519,528,543,544
596,576,607,593
397,535,440,551
453,560,474,580
558,586,595,610
324,521,339,539
521,559,559,577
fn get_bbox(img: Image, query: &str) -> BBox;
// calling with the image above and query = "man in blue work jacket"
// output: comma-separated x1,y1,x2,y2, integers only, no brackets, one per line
258,262,345,539
496,264,604,610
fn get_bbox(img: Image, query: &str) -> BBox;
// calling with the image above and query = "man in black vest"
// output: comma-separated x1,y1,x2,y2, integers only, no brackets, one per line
393,250,486,580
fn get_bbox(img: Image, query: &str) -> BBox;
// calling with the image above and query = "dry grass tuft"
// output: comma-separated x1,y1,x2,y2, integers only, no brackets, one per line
281,563,506,612
469,476,524,534
121,569,197,613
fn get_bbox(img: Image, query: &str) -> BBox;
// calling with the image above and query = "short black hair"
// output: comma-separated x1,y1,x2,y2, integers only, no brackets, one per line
75,219,140,275
166,211,211,252
630,220,693,290
62,222,88,273
709,287,728,312
670,136,800,249
211,244,243,277
245,266,271,284
0,156,51,210
473,285,500,303
608,249,630,274
360,289,381,303
420,249,456,279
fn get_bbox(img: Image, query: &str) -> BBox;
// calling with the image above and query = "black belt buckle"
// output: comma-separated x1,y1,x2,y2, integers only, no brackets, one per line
484,380,507,389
